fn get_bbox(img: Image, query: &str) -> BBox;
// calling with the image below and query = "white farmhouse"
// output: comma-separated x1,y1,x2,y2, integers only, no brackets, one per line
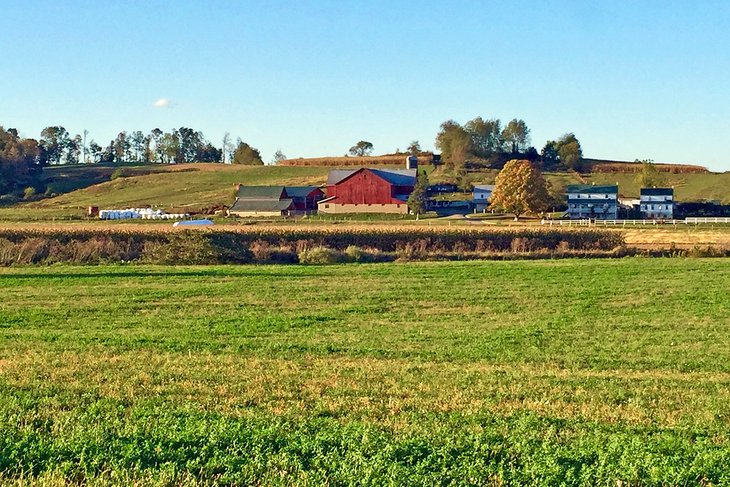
566,185,618,220
640,188,674,219
472,185,495,212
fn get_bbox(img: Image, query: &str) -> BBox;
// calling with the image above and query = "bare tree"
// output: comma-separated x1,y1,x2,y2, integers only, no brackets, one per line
222,132,234,164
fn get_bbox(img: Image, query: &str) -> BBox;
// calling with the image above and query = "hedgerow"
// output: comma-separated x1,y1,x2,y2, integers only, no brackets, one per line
0,227,627,265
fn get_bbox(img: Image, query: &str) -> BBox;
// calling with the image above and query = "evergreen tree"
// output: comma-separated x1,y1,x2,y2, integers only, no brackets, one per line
407,170,429,217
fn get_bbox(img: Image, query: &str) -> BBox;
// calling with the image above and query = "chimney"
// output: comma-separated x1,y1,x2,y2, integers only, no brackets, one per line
405,155,418,170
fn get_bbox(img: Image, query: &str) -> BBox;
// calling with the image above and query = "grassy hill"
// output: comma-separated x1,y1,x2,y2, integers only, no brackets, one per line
0,162,727,221
0,164,331,219
584,172,730,202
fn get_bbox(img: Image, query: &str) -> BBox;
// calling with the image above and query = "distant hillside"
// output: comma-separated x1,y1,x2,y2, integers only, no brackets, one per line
583,158,709,174
279,153,432,167
0,164,331,219
584,172,730,202
281,154,710,174
0,161,726,221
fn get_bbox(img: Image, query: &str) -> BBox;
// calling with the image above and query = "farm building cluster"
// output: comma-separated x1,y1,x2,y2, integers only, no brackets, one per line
227,157,494,218
95,157,684,221
227,157,678,220
567,185,675,220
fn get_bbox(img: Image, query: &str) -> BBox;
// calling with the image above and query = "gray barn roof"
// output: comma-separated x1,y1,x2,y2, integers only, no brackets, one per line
236,186,286,199
284,186,322,198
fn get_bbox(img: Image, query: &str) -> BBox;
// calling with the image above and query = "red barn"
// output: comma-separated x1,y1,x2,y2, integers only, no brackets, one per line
318,168,416,214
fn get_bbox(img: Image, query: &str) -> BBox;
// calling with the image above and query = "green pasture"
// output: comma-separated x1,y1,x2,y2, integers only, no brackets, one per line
0,259,729,485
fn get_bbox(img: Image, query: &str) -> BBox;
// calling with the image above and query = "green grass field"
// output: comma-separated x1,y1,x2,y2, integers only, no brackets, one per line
1,259,729,485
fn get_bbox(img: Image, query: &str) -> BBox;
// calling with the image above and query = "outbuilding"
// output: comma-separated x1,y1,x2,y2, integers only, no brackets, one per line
228,185,324,217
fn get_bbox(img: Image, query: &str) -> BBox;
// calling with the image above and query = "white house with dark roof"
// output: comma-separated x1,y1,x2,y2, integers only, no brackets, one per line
473,185,495,212
640,188,674,219
566,184,618,219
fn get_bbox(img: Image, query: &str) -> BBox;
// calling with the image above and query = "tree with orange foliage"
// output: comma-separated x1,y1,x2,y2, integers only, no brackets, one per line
489,159,550,219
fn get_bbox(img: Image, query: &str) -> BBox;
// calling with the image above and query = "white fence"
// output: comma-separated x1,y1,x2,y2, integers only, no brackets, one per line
542,218,730,226
685,217,730,224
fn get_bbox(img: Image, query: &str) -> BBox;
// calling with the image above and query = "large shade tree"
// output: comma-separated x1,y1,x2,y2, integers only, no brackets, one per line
0,127,41,194
348,141,374,157
407,140,421,156
556,133,582,170
501,119,530,154
435,120,472,166
540,133,583,170
39,126,71,165
464,117,503,158
232,141,264,165
634,159,666,188
489,159,550,219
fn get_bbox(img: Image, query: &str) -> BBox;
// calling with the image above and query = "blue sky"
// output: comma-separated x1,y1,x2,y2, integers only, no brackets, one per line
1,1,729,170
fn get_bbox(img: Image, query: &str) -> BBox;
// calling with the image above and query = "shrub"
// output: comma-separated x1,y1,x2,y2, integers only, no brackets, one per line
143,232,220,265
23,187,37,200
250,240,273,261
686,246,730,258
298,246,347,265
511,238,528,253
344,245,366,262
16,238,50,264
0,194,20,205
0,238,15,265
110,168,131,180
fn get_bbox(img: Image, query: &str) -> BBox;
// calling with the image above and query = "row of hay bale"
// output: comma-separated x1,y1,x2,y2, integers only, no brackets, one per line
99,208,188,220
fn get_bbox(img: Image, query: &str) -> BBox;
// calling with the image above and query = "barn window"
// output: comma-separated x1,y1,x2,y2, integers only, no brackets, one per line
325,204,329,208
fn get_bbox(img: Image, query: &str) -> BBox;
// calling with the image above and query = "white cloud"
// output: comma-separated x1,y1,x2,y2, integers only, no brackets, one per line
152,98,171,108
